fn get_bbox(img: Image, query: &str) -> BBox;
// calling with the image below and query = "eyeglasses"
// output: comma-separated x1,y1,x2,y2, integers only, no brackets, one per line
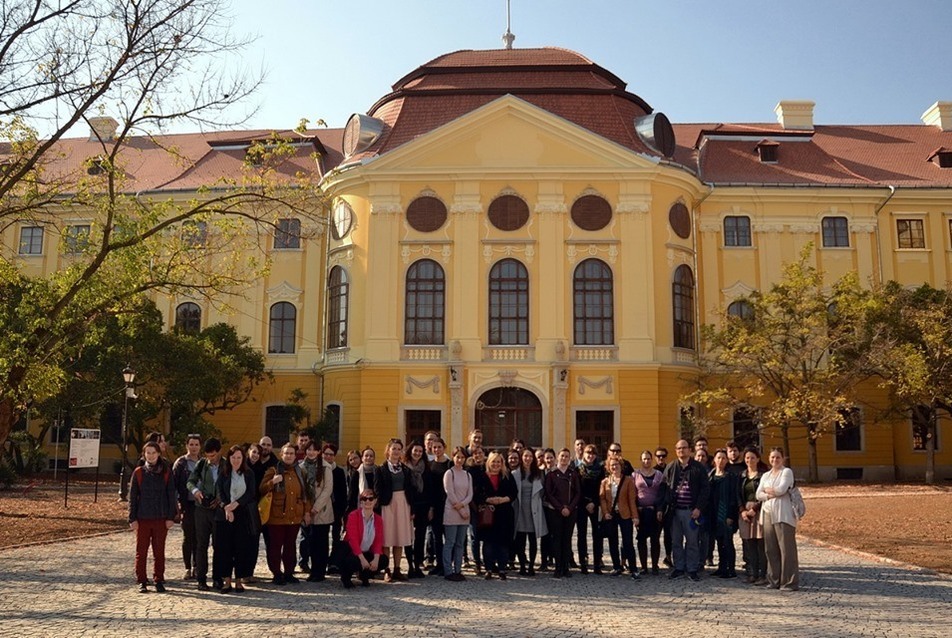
359,496,376,502
187,433,201,439
322,450,335,455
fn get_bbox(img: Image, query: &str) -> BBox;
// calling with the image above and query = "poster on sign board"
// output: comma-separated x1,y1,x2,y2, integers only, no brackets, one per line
69,429,101,469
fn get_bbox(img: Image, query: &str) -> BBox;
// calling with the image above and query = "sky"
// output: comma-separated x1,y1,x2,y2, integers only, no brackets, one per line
220,0,952,132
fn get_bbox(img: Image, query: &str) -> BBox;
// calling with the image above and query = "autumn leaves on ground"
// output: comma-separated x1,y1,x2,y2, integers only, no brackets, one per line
1,479,950,575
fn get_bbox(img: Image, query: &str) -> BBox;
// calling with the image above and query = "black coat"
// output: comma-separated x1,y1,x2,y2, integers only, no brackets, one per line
663,459,711,513
215,469,259,534
128,459,177,523
373,463,415,508
473,472,517,545
330,465,347,518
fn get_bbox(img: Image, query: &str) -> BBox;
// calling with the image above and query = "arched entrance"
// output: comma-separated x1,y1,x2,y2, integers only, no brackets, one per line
475,387,543,450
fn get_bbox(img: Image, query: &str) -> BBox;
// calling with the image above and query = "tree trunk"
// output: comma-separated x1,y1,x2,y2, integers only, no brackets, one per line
925,412,936,486
781,422,791,471
806,423,819,483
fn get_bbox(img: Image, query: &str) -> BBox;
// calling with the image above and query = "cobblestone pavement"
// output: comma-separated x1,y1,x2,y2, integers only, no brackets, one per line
1,527,949,638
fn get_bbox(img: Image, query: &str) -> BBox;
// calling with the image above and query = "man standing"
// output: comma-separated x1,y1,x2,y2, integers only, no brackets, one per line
250,436,278,580
295,431,311,462
663,439,710,582
427,438,452,575
725,441,746,475
573,438,586,467
653,446,674,567
172,433,202,580
186,437,226,590
464,429,483,457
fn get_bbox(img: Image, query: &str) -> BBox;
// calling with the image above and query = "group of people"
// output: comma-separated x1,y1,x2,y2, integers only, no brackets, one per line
128,428,801,593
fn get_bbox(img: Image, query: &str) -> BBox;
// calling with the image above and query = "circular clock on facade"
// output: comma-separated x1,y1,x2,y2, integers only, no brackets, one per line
332,200,354,240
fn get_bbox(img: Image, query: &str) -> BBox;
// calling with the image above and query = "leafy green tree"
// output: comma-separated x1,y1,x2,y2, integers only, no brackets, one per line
684,246,873,482
0,0,323,446
864,282,952,484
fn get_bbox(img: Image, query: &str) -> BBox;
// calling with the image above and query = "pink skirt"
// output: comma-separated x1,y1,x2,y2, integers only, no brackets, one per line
382,494,413,547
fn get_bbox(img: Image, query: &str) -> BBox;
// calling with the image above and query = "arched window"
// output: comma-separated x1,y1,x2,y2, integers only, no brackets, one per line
405,259,445,345
268,302,296,354
489,258,529,345
727,300,754,321
327,266,349,349
573,259,614,345
673,265,695,349
174,302,201,334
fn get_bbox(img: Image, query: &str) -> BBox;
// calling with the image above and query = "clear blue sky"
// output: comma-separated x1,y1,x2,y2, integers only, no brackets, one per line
227,0,951,130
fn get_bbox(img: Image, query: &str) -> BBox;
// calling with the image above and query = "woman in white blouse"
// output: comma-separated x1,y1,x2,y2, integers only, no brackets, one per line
756,447,799,591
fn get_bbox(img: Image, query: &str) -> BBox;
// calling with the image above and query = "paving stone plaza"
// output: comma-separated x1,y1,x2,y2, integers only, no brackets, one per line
0,526,949,637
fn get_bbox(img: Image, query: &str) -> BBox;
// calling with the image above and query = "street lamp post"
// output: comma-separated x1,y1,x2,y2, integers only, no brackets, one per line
117,365,136,502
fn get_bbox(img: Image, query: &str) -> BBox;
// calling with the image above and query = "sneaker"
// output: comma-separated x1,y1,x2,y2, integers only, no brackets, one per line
688,572,700,582
183,569,194,581
154,582,167,593
630,571,641,580
138,583,148,594
669,569,685,580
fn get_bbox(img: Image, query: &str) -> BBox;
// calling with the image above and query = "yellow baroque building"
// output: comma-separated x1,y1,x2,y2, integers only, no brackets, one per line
9,47,952,481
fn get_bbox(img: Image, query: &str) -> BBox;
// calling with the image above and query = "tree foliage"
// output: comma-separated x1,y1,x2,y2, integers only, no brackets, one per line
0,0,323,445
684,245,874,482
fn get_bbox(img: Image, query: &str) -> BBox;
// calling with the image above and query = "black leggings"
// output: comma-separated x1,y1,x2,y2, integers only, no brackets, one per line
515,531,538,569
637,507,662,569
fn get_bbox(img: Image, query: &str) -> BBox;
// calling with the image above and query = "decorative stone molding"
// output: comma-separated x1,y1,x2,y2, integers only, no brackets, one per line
483,243,535,264
566,243,618,265
483,346,534,361
535,200,568,214
369,194,401,215
554,340,566,362
753,222,786,234
721,280,756,299
851,221,877,234
450,194,482,215
698,220,722,233
405,375,440,395
578,376,613,395
570,347,617,361
328,246,354,266
401,243,452,264
449,340,462,362
498,369,517,386
266,280,303,303
615,195,651,215
788,222,820,234
402,346,447,361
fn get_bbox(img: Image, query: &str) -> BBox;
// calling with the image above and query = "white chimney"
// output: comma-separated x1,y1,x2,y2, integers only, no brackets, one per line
774,100,815,130
921,102,952,131
88,116,119,142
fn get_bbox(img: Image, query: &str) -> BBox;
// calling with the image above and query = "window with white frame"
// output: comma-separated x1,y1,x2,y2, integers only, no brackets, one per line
896,218,925,249
274,217,301,250
723,216,752,247
821,216,849,248
63,224,91,254
19,226,44,254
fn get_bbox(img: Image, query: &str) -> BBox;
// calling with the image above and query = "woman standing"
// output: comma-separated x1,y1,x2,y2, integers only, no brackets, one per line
464,445,486,574
739,446,767,585
538,447,557,571
405,440,432,578
634,450,666,575
709,449,740,578
474,451,517,580
756,447,799,591
543,448,581,579
442,446,473,581
348,447,377,513
599,457,639,579
129,441,177,593
374,438,415,582
512,447,547,576
301,440,334,582
260,444,312,585
214,445,258,592
575,444,605,574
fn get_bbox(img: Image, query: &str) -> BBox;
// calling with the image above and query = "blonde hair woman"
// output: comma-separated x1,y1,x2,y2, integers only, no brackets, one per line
473,451,517,579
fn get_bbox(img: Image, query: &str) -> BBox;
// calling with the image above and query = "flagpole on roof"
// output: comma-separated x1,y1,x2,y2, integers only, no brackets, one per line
502,0,515,49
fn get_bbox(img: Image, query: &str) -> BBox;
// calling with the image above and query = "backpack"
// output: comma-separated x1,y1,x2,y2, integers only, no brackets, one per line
134,464,171,488
788,482,806,519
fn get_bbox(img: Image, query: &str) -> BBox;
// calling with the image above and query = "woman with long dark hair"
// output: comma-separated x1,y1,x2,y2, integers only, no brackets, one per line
543,448,580,578
512,447,547,576
405,439,432,578
348,447,376,513
129,441,177,593
709,449,740,578
260,444,312,585
214,445,258,592
739,446,767,585
634,449,666,575
301,440,334,582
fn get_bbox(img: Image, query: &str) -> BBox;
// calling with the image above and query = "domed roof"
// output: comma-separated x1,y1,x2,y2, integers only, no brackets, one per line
356,47,661,160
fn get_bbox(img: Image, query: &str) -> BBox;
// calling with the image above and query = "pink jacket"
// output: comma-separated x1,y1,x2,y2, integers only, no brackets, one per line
345,509,384,556
442,467,473,526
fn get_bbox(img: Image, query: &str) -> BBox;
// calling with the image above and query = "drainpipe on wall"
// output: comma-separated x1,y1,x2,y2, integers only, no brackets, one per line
872,185,897,287
691,184,715,352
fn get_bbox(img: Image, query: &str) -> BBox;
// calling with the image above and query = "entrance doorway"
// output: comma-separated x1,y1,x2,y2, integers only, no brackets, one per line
475,387,543,450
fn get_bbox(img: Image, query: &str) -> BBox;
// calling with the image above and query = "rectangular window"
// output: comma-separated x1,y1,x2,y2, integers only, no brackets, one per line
64,224,91,254
732,407,760,449
723,216,752,247
821,216,850,248
274,218,301,249
405,410,441,446
265,405,294,447
912,405,940,451
19,226,44,254
575,411,614,455
182,220,208,247
835,408,862,452
896,219,925,249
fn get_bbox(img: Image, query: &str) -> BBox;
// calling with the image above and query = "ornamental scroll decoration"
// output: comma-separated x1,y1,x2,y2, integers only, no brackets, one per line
405,375,440,395
577,376,613,395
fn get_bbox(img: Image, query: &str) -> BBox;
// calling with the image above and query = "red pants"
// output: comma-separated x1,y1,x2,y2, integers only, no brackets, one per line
135,519,169,584
266,524,299,577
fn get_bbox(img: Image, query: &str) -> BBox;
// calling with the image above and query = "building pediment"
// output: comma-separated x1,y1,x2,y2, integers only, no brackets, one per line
360,95,661,175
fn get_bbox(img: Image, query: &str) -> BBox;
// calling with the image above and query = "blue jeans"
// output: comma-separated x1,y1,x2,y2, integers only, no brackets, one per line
443,525,468,575
671,508,700,573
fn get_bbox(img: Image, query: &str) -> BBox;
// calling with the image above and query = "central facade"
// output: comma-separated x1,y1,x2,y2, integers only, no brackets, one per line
319,49,702,454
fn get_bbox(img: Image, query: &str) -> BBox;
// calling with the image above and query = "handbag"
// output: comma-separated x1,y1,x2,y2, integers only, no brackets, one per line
476,504,495,529
258,491,273,526
788,483,806,519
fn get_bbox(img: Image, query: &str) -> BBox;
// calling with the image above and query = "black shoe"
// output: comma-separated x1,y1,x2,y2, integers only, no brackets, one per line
272,575,286,586
519,567,528,576
197,580,210,591
580,564,589,575
652,566,660,575
154,582,166,593
328,565,340,575
285,574,300,584
552,571,562,579
639,567,649,575
360,576,370,587
342,579,355,589
527,567,535,577
593,565,604,575
428,567,443,576
220,585,233,594
212,579,223,590
498,572,507,580
688,572,700,582
631,571,641,580
564,570,573,578
662,556,672,567
669,569,685,580
138,583,148,593
298,562,310,573
306,574,325,582
721,571,737,579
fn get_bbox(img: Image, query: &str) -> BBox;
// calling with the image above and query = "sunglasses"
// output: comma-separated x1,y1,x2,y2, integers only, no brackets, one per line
655,453,667,459
359,496,376,502
608,448,621,453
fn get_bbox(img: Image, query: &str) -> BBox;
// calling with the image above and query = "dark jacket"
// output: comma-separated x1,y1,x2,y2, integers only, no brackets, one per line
708,470,741,530
473,471,518,544
576,460,605,509
215,468,258,528
347,467,376,513
543,466,581,512
373,463,415,507
171,454,199,506
250,455,278,498
129,459,177,523
428,457,452,514
186,456,228,508
330,465,347,519
663,459,711,513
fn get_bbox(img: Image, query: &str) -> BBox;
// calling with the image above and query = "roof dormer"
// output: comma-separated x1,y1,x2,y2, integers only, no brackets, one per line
927,147,952,168
756,139,779,163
